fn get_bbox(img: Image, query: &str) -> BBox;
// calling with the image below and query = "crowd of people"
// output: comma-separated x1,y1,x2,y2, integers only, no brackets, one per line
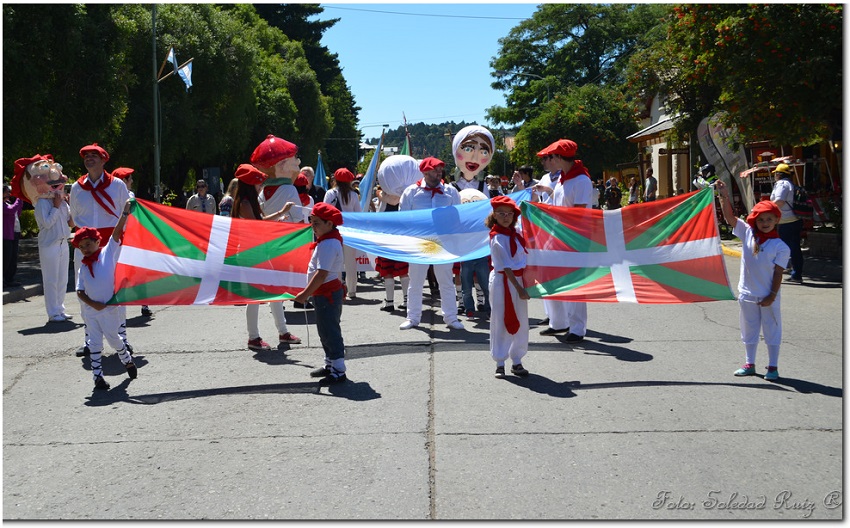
6,128,804,390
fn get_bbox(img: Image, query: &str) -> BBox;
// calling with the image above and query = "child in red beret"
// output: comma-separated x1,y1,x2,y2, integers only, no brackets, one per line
292,202,348,385
73,199,138,390
717,181,790,381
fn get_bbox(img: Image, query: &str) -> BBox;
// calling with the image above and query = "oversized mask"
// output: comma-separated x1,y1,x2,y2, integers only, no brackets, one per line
377,155,421,197
12,156,68,203
452,125,495,181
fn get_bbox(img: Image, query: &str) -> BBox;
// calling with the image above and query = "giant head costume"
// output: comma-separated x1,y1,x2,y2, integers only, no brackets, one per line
11,154,68,204
376,155,421,197
250,134,300,185
452,125,495,182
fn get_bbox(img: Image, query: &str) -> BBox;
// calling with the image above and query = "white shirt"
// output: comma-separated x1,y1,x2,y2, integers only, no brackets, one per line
453,176,491,198
70,174,129,229
308,237,344,284
490,232,527,272
732,218,791,299
399,181,461,211
34,198,71,246
324,188,362,213
186,193,216,214
551,171,594,208
76,236,122,306
260,184,304,223
770,178,797,222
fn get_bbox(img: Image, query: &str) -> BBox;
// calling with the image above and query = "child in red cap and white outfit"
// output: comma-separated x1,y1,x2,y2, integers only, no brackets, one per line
74,199,137,390
717,181,790,381
292,202,348,385
486,196,531,378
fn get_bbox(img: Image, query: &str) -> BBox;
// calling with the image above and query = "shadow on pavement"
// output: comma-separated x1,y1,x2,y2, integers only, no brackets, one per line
18,320,84,335
503,376,792,398
79,353,150,375
768,376,843,397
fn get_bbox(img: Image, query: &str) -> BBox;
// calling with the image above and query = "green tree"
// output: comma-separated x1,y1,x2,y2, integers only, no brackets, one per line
626,4,843,146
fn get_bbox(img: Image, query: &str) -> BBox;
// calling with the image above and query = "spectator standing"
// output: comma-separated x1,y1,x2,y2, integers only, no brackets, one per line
770,163,805,284
644,167,657,202
3,184,24,287
186,179,216,214
510,165,537,192
218,178,238,217
628,177,639,205
302,167,327,204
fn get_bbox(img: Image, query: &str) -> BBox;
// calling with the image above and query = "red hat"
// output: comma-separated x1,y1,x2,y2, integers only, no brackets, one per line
310,202,343,226
537,139,577,158
11,154,53,203
293,174,309,186
111,167,134,180
490,195,521,217
234,163,268,185
746,200,782,230
333,168,355,183
419,157,445,173
250,135,298,169
79,143,110,162
71,227,102,248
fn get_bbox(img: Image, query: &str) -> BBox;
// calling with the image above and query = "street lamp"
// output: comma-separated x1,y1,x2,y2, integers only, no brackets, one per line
495,69,550,103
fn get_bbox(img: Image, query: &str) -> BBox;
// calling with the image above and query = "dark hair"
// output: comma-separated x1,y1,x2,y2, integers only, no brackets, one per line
518,165,533,177
484,210,518,229
231,180,262,219
335,180,353,205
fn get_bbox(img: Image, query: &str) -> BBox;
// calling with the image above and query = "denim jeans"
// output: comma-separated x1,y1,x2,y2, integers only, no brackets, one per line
778,219,804,280
312,288,345,361
461,256,491,313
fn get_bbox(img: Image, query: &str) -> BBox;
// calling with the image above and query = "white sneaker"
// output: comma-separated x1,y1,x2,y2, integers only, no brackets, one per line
48,315,66,323
399,319,418,330
446,320,465,330
61,313,73,320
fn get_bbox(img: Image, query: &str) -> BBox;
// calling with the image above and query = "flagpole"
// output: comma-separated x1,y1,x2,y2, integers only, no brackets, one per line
157,58,194,83
152,5,161,203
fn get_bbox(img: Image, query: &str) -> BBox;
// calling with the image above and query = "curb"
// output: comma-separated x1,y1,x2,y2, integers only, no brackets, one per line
721,243,742,258
3,283,43,304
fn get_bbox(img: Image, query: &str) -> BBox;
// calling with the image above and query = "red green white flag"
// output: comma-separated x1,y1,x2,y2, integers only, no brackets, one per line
109,198,312,306
520,188,734,303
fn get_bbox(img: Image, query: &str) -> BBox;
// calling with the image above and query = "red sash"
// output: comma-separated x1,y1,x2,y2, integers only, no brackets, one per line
299,192,311,207
263,185,279,201
499,269,524,335
312,278,344,304
309,228,343,251
77,172,118,219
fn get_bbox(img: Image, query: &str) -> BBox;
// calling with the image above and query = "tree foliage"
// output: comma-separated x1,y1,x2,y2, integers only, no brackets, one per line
626,4,843,146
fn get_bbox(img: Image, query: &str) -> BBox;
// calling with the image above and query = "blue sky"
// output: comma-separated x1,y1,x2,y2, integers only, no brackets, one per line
312,3,539,137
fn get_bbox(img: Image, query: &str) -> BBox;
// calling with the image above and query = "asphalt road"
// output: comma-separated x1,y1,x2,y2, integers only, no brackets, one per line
2,248,843,520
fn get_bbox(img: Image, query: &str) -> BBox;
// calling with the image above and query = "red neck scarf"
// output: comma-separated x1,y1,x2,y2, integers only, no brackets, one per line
309,228,344,251
81,248,102,278
489,224,527,257
263,185,280,201
559,160,589,184
298,192,311,207
752,229,779,254
416,179,443,197
78,172,118,218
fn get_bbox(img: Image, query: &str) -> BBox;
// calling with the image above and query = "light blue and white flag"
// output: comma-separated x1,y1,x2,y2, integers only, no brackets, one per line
166,47,178,72
339,189,531,264
314,151,328,190
359,133,383,211
177,61,193,92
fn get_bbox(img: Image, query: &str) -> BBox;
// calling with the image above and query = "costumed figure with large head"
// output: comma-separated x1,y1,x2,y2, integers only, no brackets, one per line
251,134,304,223
451,125,496,198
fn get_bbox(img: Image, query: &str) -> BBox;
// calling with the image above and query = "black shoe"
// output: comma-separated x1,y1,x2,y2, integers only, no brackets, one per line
538,317,550,326
511,364,529,377
76,346,91,357
94,376,110,390
5,280,21,287
540,327,569,336
457,305,465,315
379,302,395,312
318,373,347,385
125,362,138,379
141,306,152,317
310,366,331,378
124,342,134,355
785,276,803,284
494,366,506,379
565,333,584,343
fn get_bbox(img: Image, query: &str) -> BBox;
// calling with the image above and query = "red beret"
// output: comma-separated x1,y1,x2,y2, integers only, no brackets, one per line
311,202,343,226
490,195,521,217
11,154,53,203
79,143,110,162
250,135,298,169
234,163,268,185
419,157,445,173
293,174,309,186
746,200,782,230
111,167,134,180
537,139,577,158
333,168,355,183
72,227,102,248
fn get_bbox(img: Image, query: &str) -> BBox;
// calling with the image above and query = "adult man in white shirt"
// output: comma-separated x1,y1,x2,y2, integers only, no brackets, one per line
398,157,464,331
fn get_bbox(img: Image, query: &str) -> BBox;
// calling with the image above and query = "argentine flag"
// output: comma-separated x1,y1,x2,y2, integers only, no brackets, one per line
338,189,531,265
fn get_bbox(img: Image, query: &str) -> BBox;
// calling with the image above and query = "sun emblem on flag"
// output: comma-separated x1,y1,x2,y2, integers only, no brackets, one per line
419,237,444,255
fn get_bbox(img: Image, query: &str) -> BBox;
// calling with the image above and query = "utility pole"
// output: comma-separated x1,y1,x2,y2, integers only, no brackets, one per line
152,5,161,202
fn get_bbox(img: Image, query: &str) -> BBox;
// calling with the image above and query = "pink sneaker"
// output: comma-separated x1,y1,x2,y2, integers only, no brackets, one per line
279,332,302,344
247,337,271,351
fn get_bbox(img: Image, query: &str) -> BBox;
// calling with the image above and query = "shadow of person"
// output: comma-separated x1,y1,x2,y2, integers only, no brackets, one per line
80,351,149,375
767,376,843,397
550,337,653,362
502,373,580,398
321,379,382,401
19,320,84,335
84,378,132,407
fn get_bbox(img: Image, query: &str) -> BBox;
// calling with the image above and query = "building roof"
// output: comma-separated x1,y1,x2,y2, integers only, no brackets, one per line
627,117,675,144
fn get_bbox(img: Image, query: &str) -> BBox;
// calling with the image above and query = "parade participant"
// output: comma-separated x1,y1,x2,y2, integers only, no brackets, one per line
19,157,74,322
486,196,530,378
232,163,301,350
218,178,238,217
69,143,131,356
533,139,593,343
398,157,464,330
293,172,314,221
251,135,305,223
185,179,216,214
73,199,137,390
717,180,790,381
324,168,362,299
112,167,152,317
450,125,495,198
292,202,348,385
458,188,491,319
4,184,24,287
770,163,804,284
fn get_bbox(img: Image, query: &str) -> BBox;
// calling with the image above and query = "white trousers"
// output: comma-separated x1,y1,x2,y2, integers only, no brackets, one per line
739,296,782,346
343,244,357,296
74,248,128,345
39,240,69,318
489,271,528,365
246,302,288,340
406,263,458,324
544,299,571,330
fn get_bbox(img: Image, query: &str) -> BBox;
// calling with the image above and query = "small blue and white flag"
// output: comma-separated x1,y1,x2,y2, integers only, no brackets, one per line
166,47,178,73
177,61,193,92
